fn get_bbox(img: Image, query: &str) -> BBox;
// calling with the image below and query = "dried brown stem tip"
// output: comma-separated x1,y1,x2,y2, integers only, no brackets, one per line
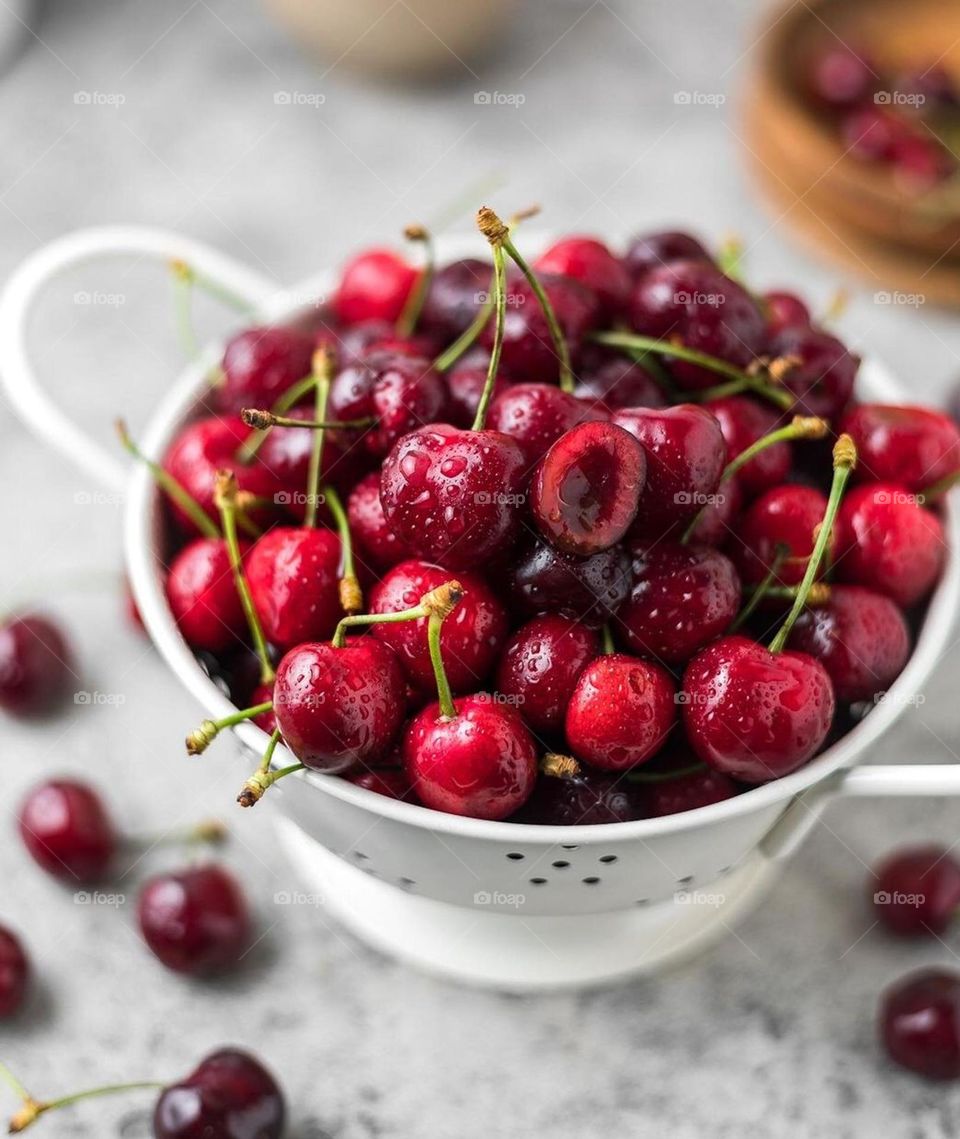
541,753,580,779
213,469,239,511
476,206,508,247
509,204,540,226
833,433,857,471
765,354,801,383
339,574,364,615
240,408,276,430
419,580,464,620
311,346,334,379
237,775,267,808
404,223,429,242
9,1100,43,1133
169,258,193,283
186,720,219,755
792,416,829,440
805,582,831,607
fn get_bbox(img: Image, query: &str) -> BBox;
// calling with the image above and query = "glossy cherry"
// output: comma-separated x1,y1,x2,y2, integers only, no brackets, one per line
642,763,738,817
574,349,667,410
257,403,368,503
766,325,858,421
218,325,313,413
835,483,945,607
619,541,742,666
891,134,953,191
508,536,631,628
403,693,537,820
138,863,251,975
565,653,676,771
731,484,830,587
419,257,490,342
880,970,960,1080
369,560,508,695
788,585,909,702
533,235,631,320
804,41,875,108
19,778,117,883
347,470,409,571
334,247,417,326
314,316,435,366
840,404,960,492
0,614,73,717
0,926,29,1018
763,290,811,334
272,637,406,771
444,362,509,429
684,474,743,547
245,527,342,650
531,421,645,555
512,758,640,825
841,105,911,161
624,230,711,279
871,846,960,936
486,382,606,469
495,615,599,736
166,538,248,653
347,767,417,802
154,1048,285,1139
705,395,792,498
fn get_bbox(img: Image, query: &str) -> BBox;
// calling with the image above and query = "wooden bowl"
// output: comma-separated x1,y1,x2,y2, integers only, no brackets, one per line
745,0,960,305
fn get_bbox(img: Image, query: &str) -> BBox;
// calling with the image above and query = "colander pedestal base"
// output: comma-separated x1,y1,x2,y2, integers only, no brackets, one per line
276,817,779,991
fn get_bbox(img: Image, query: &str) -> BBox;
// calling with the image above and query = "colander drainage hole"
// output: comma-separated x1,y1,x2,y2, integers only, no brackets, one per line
352,851,369,861
506,852,525,861
676,875,694,885
551,860,569,869
582,876,601,885
529,877,548,886
560,844,578,851
599,855,617,864
398,877,415,890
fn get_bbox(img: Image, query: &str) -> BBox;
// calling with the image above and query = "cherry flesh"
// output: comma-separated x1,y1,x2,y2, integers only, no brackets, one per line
19,778,117,883
404,694,537,820
705,395,792,498
840,404,960,493
0,926,29,1017
880,970,960,1080
512,766,640,825
624,230,711,279
245,527,342,650
154,1048,285,1139
166,538,247,653
508,536,631,629
682,635,835,783
419,257,491,342
138,863,251,976
219,325,313,413
531,421,645,555
731,484,830,587
533,235,631,320
334,247,417,325
565,653,676,771
495,614,599,736
486,382,606,469
0,614,73,717
766,325,858,421
347,471,410,572
872,846,960,936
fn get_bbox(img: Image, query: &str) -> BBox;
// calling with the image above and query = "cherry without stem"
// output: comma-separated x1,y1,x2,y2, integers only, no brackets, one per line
508,536,631,629
218,325,313,413
623,230,711,279
19,778,117,883
166,538,248,654
334,247,417,326
840,403,960,493
347,470,410,571
0,615,73,717
871,846,960,936
0,927,29,1018
881,970,960,1080
512,755,640,825
533,235,631,320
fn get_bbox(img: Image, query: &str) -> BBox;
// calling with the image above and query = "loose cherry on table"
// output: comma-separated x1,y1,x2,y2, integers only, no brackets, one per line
512,753,640,825
871,845,960,936
334,246,418,326
533,235,631,321
0,614,74,718
0,926,29,1018
840,403,960,493
508,535,632,629
880,970,960,1080
19,778,118,883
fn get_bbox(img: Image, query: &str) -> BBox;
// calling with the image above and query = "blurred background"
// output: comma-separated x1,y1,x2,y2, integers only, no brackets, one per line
1,1,959,1136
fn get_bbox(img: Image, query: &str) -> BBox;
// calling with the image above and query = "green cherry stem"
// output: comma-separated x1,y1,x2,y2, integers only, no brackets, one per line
471,206,511,430
170,259,200,358
918,467,960,503
331,579,463,650
323,484,363,615
168,258,257,315
214,470,274,684
427,609,456,719
728,544,788,633
237,728,306,807
600,624,616,655
304,349,334,530
235,372,318,464
768,434,857,654
395,223,434,339
116,419,219,540
185,700,274,755
715,234,745,283
239,409,374,431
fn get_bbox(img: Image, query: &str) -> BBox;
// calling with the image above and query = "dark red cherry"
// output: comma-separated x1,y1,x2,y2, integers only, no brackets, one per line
328,352,449,457
534,235,631,319
219,325,313,412
894,64,960,110
348,471,410,572
0,926,29,1017
403,694,537,820
334,247,417,326
574,349,667,410
495,615,599,736
685,474,743,546
840,404,960,493
880,970,960,1080
166,538,247,653
890,135,953,191
682,635,835,783
612,404,726,540
249,679,277,734
565,653,676,771
245,527,342,650
619,541,742,666
512,763,640,825
273,638,406,772
347,767,417,802
835,483,945,608
788,585,909,702
705,395,792,498
731,484,830,587
627,260,765,390
531,421,645,555
508,536,631,629
842,105,912,161
444,362,510,429
479,273,600,384
154,1048,285,1139
763,290,811,334
314,317,435,366
765,325,859,421
257,404,368,503
643,763,738,817
138,863,251,975
380,423,527,569
419,257,490,342
871,846,960,937
370,560,507,694
0,614,73,717
486,382,607,469
804,41,875,109
19,778,117,883
624,230,711,279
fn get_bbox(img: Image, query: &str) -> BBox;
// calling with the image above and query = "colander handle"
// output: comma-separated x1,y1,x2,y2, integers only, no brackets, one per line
761,765,960,861
0,227,277,492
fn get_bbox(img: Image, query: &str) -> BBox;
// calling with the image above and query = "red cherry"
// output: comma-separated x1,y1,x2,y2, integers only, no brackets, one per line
508,536,631,629
705,396,792,498
731,484,830,587
643,764,738,817
624,230,711,279
880,970,960,1080
835,483,944,607
444,362,511,429
512,760,640,824
0,614,73,717
166,538,247,653
766,325,859,421
369,560,507,695
842,105,911,160
347,471,410,572
0,926,29,1017
531,421,646,556
249,679,277,734
219,325,313,412
533,235,631,319
380,423,527,569
155,1048,284,1138
891,135,953,189
138,863,251,975
495,615,599,736
805,42,875,108
19,778,117,883
612,404,726,540
257,404,369,504
788,585,909,702
565,653,676,771
871,846,960,936
347,767,417,802
840,404,960,492
894,64,960,110
245,527,341,651
486,382,607,469
315,317,436,365
273,638,406,772
619,541,742,666
763,290,811,334
682,635,835,782
685,474,743,546
574,349,667,410
403,694,537,820
334,247,417,325
419,257,491,342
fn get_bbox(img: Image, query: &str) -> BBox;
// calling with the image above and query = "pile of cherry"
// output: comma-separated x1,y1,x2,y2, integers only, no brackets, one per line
803,41,960,192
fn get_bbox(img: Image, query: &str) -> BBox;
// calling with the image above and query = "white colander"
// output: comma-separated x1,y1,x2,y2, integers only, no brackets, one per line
3,227,960,991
